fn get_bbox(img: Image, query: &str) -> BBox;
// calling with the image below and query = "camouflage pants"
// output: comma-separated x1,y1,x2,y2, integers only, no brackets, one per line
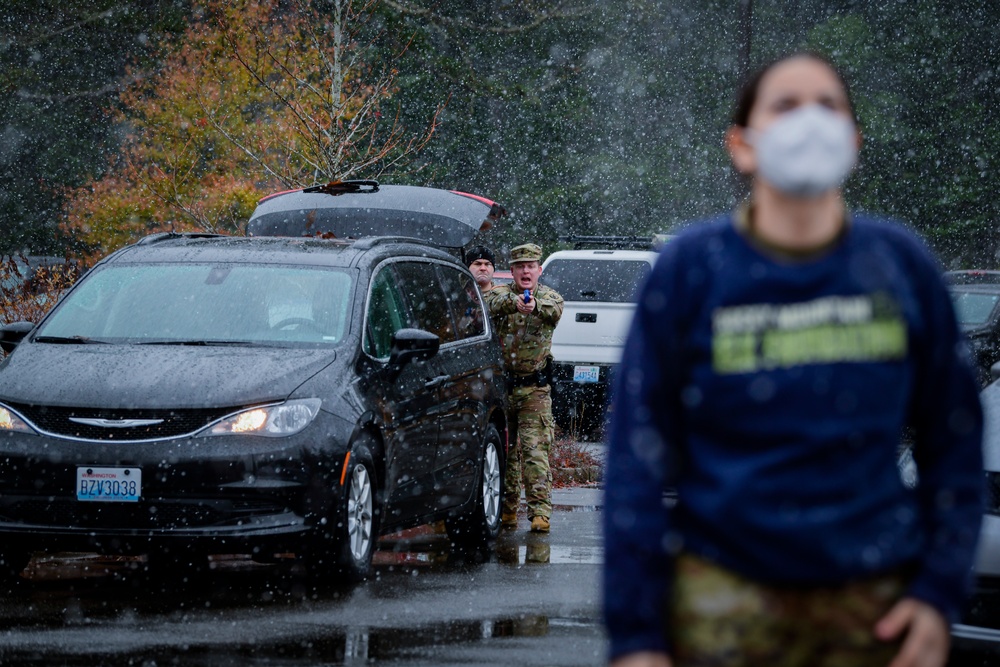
668,553,906,667
503,385,554,520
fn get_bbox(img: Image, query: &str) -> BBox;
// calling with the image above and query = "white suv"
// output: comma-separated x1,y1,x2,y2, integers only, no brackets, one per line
540,237,667,436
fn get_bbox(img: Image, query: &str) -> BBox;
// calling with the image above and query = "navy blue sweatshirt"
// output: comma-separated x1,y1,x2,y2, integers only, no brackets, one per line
603,213,984,660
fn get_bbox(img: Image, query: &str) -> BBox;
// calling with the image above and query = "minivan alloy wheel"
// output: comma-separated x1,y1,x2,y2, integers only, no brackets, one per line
302,440,379,582
482,441,501,530
347,464,374,562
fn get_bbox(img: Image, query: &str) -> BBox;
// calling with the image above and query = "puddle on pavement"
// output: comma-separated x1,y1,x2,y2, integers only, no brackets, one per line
13,615,596,666
493,542,603,565
552,504,601,512
376,526,603,568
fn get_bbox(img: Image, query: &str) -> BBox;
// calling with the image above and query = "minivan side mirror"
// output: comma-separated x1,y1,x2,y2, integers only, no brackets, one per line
0,321,35,354
389,328,440,367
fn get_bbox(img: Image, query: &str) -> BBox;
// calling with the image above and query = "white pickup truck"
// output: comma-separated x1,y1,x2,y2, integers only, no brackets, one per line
540,238,667,437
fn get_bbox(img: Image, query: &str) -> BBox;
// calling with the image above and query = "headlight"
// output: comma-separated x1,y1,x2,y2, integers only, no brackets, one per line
206,398,322,437
0,404,35,434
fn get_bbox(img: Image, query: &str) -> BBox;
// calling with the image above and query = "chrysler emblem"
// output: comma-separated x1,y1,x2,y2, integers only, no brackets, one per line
69,417,165,428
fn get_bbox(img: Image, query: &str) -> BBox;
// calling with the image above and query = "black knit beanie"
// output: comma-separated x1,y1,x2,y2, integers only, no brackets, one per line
466,245,495,266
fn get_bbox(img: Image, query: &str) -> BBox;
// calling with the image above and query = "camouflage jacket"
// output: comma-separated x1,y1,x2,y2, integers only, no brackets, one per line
485,283,564,375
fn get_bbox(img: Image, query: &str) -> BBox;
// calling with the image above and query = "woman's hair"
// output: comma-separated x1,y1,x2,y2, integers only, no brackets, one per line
731,51,857,127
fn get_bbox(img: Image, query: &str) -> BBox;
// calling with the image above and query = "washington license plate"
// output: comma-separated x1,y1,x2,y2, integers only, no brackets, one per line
573,365,600,383
77,467,142,502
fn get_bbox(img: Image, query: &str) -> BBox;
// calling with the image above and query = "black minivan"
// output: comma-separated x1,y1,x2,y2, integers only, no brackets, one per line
0,184,507,583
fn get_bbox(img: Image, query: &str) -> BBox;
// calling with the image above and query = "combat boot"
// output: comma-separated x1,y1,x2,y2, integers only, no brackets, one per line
501,511,518,528
530,516,550,533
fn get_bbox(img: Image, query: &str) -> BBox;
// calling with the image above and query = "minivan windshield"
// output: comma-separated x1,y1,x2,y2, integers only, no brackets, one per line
37,263,354,346
542,259,651,303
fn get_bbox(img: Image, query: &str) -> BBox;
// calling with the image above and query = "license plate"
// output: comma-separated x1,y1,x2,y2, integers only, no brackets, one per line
573,365,600,383
77,467,142,503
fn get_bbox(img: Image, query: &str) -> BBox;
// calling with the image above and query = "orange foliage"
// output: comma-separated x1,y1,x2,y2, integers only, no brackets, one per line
550,434,603,488
0,256,79,328
63,0,439,261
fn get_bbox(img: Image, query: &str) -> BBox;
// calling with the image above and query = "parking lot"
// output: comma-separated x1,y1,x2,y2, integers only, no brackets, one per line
0,490,605,667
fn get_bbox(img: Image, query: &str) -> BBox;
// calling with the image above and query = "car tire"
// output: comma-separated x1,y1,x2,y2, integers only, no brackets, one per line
446,425,504,551
305,439,379,582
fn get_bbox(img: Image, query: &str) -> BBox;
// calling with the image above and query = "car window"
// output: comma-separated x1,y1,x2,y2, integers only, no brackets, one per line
393,261,457,344
542,259,651,303
265,270,353,342
436,264,486,340
364,267,408,358
37,263,353,345
951,290,1000,326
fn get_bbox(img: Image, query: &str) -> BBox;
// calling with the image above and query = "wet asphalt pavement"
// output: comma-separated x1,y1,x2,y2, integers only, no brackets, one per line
5,483,999,667
0,488,606,666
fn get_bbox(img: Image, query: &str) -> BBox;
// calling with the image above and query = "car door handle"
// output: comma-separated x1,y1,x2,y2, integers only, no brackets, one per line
424,375,450,389
576,313,597,323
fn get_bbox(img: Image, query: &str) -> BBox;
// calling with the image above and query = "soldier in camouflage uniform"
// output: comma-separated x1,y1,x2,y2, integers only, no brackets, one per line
669,553,906,667
485,243,563,533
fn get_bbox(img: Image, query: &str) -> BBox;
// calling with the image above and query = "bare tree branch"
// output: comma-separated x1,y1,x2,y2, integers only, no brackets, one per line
211,0,441,185
195,97,302,189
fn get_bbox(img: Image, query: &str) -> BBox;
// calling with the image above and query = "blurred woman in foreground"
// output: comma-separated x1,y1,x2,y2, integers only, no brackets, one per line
603,53,984,667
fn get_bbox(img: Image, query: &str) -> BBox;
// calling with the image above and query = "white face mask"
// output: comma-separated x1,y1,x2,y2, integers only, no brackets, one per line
749,104,858,197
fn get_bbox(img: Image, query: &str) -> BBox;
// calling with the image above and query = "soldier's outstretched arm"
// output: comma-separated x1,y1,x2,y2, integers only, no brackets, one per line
485,285,519,316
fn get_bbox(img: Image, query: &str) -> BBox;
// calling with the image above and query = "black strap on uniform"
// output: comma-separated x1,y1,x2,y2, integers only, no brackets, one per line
507,358,553,389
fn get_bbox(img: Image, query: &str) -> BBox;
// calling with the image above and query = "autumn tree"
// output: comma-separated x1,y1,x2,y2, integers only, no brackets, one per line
62,0,440,258
0,255,79,329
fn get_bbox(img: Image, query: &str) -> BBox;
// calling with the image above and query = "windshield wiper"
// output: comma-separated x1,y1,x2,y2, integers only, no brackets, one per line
34,335,109,344
133,339,257,346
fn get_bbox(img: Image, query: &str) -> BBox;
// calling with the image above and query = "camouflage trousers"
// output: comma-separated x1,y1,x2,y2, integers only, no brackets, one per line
668,553,906,667
503,385,554,520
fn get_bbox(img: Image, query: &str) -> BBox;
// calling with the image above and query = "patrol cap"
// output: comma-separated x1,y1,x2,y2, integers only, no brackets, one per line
509,243,543,265
465,245,495,266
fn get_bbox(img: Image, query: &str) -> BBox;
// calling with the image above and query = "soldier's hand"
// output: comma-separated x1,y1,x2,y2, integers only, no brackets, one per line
875,597,949,667
610,652,672,667
515,293,536,314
